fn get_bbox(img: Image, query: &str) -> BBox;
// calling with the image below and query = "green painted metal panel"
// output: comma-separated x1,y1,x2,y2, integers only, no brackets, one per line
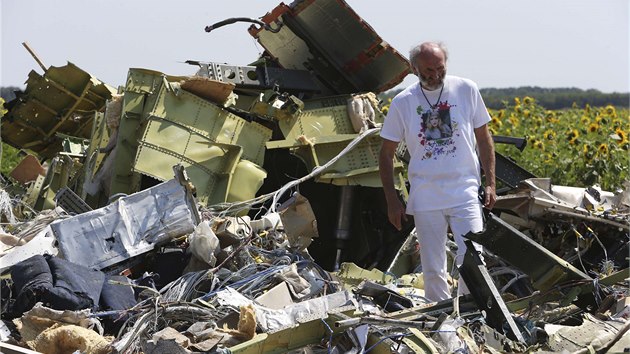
108,68,272,205
109,90,145,196
269,95,404,187
134,117,245,206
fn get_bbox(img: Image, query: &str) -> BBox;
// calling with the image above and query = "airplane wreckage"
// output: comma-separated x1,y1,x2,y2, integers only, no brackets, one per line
0,0,628,353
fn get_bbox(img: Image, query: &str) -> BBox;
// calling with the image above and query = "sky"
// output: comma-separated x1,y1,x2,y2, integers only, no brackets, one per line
1,0,629,93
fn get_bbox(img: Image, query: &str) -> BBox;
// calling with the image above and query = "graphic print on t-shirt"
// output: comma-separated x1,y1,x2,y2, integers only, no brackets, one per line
416,101,459,160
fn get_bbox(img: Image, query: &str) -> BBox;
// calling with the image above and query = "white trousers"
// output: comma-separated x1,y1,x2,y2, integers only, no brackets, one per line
412,202,483,302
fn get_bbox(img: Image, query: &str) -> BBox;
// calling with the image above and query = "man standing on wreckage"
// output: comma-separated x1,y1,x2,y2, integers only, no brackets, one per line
379,41,496,302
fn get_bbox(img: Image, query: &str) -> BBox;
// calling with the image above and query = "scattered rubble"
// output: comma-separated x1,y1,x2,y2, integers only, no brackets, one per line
1,0,628,353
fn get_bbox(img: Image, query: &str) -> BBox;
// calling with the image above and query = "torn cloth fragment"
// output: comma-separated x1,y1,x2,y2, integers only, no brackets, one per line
11,255,105,315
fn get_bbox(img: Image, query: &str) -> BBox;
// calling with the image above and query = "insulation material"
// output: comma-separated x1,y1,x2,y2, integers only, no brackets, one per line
28,323,112,354
188,221,221,267
180,76,236,105
347,93,379,133
16,303,103,344
0,233,27,255
275,263,312,299
218,304,256,340
0,189,17,226
104,94,123,130
278,193,319,250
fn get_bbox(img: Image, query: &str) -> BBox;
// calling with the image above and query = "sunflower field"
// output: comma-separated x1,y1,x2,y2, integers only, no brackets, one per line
487,97,628,191
381,96,629,192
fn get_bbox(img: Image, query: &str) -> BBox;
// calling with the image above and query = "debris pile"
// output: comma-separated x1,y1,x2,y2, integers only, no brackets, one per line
1,0,628,352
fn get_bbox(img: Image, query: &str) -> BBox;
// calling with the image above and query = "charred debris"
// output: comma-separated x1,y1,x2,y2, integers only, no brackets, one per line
1,0,628,353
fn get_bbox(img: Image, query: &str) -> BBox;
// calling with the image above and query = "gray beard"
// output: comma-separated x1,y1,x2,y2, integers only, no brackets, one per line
419,77,444,91
417,74,446,91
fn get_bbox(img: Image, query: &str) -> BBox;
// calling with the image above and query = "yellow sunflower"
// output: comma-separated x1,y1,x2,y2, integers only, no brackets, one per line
0,98,6,118
588,123,599,133
567,129,579,141
533,140,544,150
612,119,624,130
545,111,557,122
491,117,503,128
509,115,520,127
543,129,556,140
579,115,590,125
596,115,609,125
514,97,521,105
615,128,628,145
528,136,537,146
604,105,617,117
598,143,609,156
523,109,531,118
523,96,534,105
583,144,592,159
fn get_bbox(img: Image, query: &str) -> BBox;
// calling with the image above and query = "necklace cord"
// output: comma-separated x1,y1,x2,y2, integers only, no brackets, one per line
420,83,444,109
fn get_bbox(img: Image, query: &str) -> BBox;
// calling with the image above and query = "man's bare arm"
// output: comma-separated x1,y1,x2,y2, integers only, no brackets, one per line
474,124,496,209
379,139,407,229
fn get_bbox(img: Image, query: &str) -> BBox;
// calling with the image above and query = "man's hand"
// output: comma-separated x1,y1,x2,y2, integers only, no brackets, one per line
379,138,408,230
484,185,496,209
387,197,408,231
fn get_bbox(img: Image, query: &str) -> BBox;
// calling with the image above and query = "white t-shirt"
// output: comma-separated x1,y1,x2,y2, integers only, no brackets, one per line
380,75,491,212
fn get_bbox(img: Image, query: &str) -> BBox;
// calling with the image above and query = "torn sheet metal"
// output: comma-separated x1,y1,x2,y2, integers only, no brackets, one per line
458,240,526,343
2,62,115,159
77,111,111,202
249,90,304,121
50,174,199,270
495,178,629,229
464,213,592,291
25,155,80,211
335,262,396,289
545,314,630,353
191,61,320,94
250,0,410,95
214,287,355,332
8,155,46,185
495,151,537,189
